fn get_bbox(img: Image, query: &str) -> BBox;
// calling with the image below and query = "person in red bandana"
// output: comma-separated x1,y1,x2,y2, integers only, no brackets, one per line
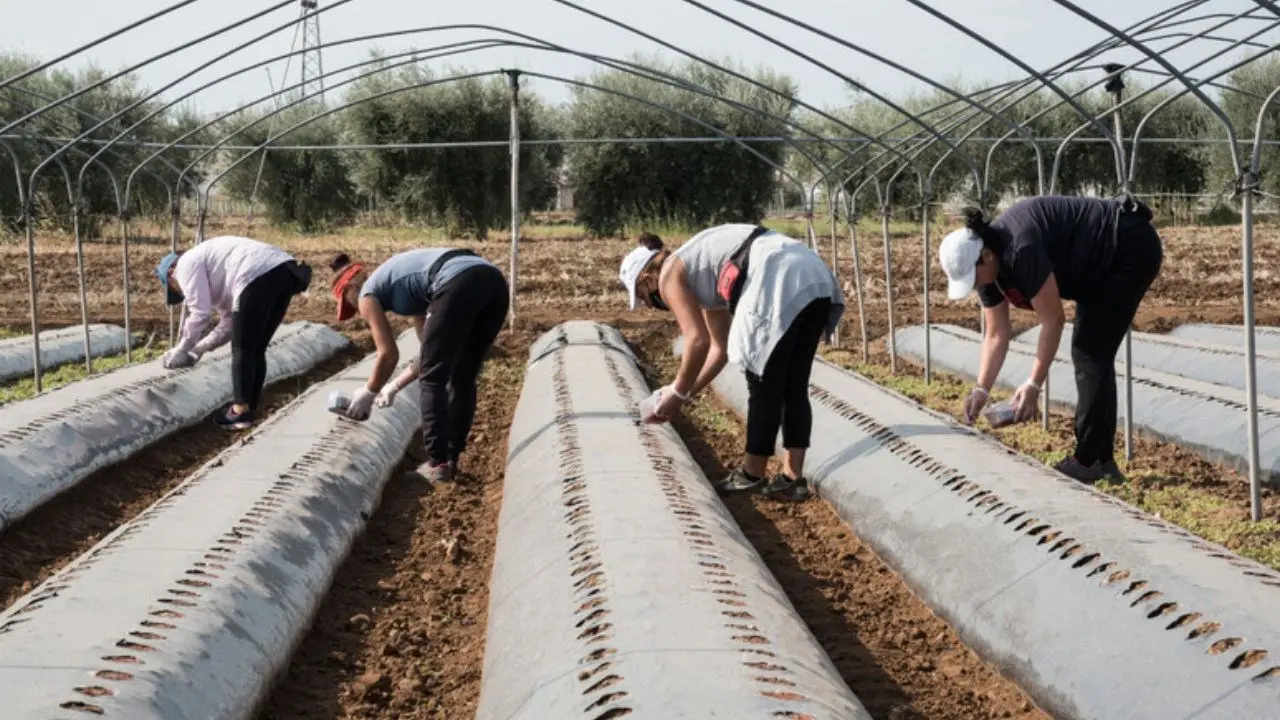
938,196,1163,485
329,248,508,483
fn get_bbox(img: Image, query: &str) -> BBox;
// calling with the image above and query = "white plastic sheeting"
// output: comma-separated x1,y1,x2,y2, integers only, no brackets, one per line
0,324,130,383
476,321,869,720
1017,322,1280,396
683,341,1280,719
1168,323,1280,353
0,321,349,531
0,330,421,720
895,324,1280,484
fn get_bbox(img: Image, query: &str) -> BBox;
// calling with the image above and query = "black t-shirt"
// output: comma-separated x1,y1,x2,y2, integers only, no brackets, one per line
977,195,1120,309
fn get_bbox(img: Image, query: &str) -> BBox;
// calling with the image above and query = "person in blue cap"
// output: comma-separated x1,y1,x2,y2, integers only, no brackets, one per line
156,236,311,430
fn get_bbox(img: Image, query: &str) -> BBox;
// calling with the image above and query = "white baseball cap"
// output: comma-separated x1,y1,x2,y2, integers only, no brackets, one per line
938,226,985,300
619,246,660,310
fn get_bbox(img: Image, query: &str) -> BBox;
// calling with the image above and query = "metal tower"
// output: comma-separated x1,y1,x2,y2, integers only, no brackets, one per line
297,0,325,102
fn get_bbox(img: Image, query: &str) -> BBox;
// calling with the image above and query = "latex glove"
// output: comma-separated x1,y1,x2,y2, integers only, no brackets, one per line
962,387,989,425
1012,382,1041,422
344,388,377,421
647,385,688,424
375,383,399,408
162,348,197,369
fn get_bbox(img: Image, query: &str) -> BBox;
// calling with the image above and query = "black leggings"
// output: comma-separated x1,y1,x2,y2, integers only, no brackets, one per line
418,265,510,465
1071,215,1164,465
231,262,296,411
744,298,832,457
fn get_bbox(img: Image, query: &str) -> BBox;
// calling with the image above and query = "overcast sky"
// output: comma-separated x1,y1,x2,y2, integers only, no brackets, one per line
2,0,1275,119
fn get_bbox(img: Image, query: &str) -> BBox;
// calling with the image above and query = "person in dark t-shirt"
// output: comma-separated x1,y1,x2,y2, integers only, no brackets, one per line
938,195,1164,484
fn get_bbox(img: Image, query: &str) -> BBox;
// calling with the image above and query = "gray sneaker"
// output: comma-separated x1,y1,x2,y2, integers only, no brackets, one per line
1054,456,1127,485
715,469,765,494
407,460,455,483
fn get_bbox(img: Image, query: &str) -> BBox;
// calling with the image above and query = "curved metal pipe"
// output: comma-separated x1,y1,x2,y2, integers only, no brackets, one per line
548,0,927,180
0,0,296,135
1127,24,1280,185
1050,0,1246,177
168,41,828,238
899,0,1128,187
0,1,201,92
50,0,356,209
675,0,982,193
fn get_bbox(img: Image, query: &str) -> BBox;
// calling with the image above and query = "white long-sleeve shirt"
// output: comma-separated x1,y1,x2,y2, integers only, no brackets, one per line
173,236,294,355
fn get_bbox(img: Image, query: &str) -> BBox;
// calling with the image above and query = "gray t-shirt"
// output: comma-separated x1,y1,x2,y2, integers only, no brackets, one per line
360,248,491,316
671,223,761,309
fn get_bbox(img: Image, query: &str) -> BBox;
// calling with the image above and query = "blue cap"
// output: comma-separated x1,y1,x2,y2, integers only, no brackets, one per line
155,252,183,305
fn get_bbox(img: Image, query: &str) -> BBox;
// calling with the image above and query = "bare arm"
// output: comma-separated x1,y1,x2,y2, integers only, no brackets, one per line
1028,274,1066,387
977,300,1012,391
662,258,709,398
359,295,400,393
690,308,731,395
387,314,427,391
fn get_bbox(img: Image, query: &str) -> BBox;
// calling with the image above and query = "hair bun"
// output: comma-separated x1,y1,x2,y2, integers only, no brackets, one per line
329,253,351,272
961,206,987,231
637,233,664,251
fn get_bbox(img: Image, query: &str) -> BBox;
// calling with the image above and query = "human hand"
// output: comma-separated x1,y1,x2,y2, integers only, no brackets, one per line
647,385,687,423
375,384,398,408
962,386,989,425
1012,382,1041,422
162,348,196,369
345,388,377,421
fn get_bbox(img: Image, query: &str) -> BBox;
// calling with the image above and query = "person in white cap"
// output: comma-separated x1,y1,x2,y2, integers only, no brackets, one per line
937,196,1163,484
619,225,844,501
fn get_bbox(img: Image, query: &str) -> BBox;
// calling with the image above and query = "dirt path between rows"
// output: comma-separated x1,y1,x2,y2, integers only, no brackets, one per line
0,343,367,610
625,326,1048,720
257,329,536,720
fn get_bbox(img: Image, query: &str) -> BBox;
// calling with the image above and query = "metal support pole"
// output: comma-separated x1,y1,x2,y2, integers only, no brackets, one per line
921,193,932,384
1242,184,1262,520
882,203,897,374
71,197,93,375
23,197,41,393
120,213,133,363
828,184,840,348
169,199,181,345
507,69,521,331
846,196,869,363
1106,64,1135,463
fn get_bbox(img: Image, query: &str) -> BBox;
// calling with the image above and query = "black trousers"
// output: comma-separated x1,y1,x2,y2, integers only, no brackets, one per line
419,265,510,465
1071,216,1164,465
231,261,297,411
744,298,832,458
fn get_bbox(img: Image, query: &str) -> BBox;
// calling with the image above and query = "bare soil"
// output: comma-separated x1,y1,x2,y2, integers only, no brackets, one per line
626,324,1047,720
2,219,1276,718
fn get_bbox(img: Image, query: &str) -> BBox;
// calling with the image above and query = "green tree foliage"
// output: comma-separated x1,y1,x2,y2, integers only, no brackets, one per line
217,99,360,232
565,55,797,236
342,62,562,238
1218,53,1280,190
0,53,206,236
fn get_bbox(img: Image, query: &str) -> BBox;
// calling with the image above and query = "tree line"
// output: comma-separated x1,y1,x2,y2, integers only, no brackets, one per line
2,49,1278,238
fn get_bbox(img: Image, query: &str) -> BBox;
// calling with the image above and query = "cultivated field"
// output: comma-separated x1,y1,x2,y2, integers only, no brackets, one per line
1,215,1277,719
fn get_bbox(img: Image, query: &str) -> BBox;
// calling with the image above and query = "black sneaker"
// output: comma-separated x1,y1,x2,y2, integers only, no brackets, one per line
760,474,813,502
1054,456,1127,486
715,469,765,494
213,406,254,431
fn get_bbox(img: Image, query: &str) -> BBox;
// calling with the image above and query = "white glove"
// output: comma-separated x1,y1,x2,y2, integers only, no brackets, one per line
162,348,198,369
376,383,399,408
962,386,989,425
1012,381,1041,422
344,388,377,421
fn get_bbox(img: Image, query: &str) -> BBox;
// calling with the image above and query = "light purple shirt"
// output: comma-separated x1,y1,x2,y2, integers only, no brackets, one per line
174,236,293,355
